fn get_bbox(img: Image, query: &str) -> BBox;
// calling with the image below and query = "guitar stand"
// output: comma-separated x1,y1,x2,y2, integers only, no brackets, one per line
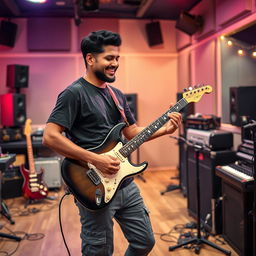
169,144,231,255
161,136,184,195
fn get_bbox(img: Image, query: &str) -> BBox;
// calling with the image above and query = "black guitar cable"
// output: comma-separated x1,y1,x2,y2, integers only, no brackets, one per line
59,190,71,256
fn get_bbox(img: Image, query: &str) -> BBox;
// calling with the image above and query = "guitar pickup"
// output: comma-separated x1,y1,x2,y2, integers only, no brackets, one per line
87,169,101,186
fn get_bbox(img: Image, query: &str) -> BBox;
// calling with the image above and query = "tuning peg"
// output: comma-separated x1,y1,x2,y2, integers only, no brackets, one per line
188,86,193,91
183,88,188,92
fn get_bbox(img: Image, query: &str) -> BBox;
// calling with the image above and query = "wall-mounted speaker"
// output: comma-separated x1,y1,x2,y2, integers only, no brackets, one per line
175,11,203,35
145,21,163,47
125,93,137,121
7,64,29,89
0,93,26,127
0,20,17,47
230,86,256,126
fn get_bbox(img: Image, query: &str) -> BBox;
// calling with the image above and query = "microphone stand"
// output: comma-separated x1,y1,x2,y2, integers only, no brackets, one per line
169,135,231,255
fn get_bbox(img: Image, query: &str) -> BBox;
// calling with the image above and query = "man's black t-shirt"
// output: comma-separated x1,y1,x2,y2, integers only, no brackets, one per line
47,77,136,188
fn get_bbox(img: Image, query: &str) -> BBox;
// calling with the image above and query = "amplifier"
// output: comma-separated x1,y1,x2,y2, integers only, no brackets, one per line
186,114,221,130
186,128,233,150
0,127,24,143
34,157,62,189
2,166,23,199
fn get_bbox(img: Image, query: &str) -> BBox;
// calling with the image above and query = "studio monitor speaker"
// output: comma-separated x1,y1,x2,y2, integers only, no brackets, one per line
145,21,163,47
175,11,203,35
125,93,138,121
0,20,17,47
7,64,29,89
0,93,26,127
230,86,256,126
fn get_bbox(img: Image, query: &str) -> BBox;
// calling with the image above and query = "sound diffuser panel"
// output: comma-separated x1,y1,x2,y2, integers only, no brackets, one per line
27,18,71,51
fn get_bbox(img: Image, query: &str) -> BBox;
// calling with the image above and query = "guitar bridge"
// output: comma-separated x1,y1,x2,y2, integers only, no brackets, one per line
87,169,101,186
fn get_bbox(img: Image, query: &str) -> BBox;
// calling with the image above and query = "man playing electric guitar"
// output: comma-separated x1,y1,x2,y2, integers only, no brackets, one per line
43,30,182,256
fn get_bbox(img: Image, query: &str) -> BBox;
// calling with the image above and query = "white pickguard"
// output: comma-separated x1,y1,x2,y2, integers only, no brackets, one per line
88,142,147,203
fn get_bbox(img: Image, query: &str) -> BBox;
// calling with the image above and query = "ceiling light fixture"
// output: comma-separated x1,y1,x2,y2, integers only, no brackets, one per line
25,0,47,3
81,0,99,11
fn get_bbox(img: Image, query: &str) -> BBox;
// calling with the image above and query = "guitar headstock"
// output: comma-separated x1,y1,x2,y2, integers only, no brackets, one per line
182,85,212,103
24,119,32,136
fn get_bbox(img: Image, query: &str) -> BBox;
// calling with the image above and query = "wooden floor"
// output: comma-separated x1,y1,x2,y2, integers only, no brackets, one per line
0,169,238,256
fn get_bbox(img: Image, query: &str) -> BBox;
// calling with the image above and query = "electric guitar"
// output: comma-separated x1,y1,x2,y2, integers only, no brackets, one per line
20,119,48,200
62,85,213,210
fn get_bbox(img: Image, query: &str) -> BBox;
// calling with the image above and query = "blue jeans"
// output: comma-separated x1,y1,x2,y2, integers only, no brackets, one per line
76,181,155,256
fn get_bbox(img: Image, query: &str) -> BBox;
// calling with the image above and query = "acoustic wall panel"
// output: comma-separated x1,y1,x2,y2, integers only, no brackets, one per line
27,18,71,51
216,0,252,27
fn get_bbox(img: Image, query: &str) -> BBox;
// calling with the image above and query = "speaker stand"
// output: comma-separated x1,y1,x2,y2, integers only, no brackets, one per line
161,136,184,195
169,144,231,255
135,148,146,183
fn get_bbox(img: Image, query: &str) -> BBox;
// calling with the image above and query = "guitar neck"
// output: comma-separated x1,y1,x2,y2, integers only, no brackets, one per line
119,98,188,157
26,134,36,174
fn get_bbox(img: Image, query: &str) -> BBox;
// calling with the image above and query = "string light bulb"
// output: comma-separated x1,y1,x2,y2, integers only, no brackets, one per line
227,40,233,46
220,35,225,40
252,51,256,57
237,49,244,56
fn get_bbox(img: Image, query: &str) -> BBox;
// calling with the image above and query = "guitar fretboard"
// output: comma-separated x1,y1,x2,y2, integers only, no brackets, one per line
26,135,36,174
119,98,188,157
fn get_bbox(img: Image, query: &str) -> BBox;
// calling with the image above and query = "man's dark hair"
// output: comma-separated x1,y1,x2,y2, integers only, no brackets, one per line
81,30,121,66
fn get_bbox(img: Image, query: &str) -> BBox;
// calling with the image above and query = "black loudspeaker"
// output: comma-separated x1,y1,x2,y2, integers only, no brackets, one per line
178,135,188,196
175,11,203,35
7,64,29,89
187,146,236,234
145,21,163,47
230,86,256,126
222,180,253,256
125,93,138,121
2,166,23,199
0,20,17,47
0,93,26,127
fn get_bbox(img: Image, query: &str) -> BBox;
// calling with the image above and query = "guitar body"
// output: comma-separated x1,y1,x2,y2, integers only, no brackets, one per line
62,123,148,211
20,165,48,200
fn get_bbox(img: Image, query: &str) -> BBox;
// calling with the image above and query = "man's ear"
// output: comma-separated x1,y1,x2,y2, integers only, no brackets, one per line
86,53,95,66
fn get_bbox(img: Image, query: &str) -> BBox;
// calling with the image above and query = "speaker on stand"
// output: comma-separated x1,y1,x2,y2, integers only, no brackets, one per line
0,64,29,128
0,93,26,127
7,64,29,92
124,93,145,182
230,86,256,126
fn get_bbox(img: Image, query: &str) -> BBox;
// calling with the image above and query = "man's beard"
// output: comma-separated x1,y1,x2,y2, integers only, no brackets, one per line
95,69,116,83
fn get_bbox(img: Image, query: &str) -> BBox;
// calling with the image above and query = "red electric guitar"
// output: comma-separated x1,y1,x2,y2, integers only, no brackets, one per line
20,119,48,200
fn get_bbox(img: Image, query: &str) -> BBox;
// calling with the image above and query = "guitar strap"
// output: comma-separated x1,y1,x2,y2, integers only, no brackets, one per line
107,85,129,126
